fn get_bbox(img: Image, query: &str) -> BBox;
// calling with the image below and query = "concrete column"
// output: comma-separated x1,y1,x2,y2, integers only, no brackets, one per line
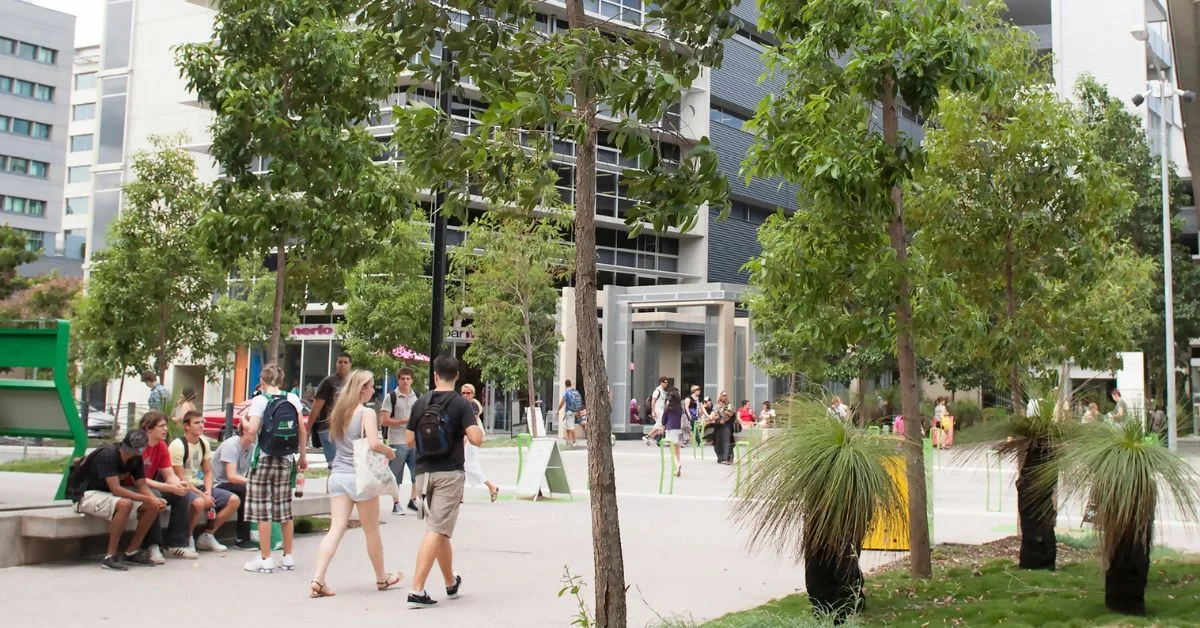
705,302,735,398
704,306,719,397
747,321,770,405
603,287,631,434
555,287,578,401
659,332,682,389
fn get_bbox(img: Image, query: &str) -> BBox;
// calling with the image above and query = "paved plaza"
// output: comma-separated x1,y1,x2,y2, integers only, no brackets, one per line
1,440,1198,627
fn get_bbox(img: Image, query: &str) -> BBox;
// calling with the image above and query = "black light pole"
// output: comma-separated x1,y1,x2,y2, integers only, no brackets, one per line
428,47,453,390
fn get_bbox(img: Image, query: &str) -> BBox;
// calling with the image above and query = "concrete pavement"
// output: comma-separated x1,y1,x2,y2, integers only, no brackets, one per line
0,440,1196,627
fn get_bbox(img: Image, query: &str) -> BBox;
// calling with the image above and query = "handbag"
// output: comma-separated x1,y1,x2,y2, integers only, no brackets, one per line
732,419,743,434
354,411,399,500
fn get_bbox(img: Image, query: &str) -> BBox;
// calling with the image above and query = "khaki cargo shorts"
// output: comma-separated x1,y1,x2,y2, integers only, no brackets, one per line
416,470,466,538
75,490,140,521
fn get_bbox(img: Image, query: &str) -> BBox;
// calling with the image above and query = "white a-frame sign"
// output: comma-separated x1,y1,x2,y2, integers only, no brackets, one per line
515,438,572,500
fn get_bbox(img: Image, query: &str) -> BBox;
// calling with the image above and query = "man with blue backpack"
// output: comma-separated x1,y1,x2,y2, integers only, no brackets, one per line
405,355,483,609
240,364,308,574
556,379,584,448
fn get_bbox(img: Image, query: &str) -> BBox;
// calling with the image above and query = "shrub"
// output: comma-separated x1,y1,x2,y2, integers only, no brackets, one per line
949,400,983,430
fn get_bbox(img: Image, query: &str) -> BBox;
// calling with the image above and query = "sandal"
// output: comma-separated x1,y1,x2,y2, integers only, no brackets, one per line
310,580,336,598
376,571,403,591
489,486,500,503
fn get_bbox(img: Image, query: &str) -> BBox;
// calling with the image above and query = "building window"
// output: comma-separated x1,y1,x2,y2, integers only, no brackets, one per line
70,134,94,152
587,0,644,25
2,195,47,218
75,72,97,90
2,38,56,65
12,228,44,252
72,103,96,121
1,155,50,178
710,104,751,130
68,165,91,184
0,76,54,101
3,116,54,140
65,196,89,215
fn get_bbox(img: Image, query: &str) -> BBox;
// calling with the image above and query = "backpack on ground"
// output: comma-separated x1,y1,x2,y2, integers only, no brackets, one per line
413,393,453,457
565,388,584,413
258,394,301,457
65,446,112,502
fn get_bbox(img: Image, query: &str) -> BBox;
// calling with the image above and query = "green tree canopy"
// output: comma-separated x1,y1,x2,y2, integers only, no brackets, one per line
72,134,225,384
0,225,39,301
910,32,1154,412
176,0,416,362
1074,75,1200,408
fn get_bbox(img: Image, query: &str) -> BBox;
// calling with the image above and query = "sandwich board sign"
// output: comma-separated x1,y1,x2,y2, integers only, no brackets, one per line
515,437,572,500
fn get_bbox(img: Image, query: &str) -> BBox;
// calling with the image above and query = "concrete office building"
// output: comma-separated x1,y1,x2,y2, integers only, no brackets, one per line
57,44,99,261
0,0,75,277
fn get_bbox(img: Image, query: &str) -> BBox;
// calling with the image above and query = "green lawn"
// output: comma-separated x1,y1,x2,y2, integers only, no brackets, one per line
0,456,70,473
698,539,1200,628
480,436,521,448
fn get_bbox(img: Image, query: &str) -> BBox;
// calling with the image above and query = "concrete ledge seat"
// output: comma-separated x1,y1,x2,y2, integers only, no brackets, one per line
20,494,331,539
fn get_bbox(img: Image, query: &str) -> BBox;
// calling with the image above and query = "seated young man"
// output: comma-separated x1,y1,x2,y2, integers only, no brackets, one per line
136,410,198,562
170,410,240,552
212,425,256,550
71,429,167,570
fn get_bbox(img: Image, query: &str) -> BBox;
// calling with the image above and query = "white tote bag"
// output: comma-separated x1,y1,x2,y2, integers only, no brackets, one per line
353,415,399,500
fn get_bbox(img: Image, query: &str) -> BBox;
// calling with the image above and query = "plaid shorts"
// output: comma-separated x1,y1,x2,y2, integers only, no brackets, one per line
246,455,294,523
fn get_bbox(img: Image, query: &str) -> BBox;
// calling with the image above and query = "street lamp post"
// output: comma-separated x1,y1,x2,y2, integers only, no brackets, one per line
428,47,454,390
1132,79,1195,452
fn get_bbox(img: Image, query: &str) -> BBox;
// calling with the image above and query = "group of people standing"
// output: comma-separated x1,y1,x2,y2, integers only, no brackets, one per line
639,377,777,471
70,353,489,611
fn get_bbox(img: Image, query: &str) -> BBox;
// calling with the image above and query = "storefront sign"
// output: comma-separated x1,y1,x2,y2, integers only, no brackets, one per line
289,324,337,341
447,327,475,342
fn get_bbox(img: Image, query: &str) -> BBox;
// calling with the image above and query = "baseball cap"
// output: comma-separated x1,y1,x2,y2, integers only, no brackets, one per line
120,429,148,455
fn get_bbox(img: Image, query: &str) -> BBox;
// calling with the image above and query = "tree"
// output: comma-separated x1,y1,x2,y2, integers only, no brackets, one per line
359,1,735,622
208,255,301,374
743,0,999,577
733,399,905,620
176,0,415,364
1075,75,1200,409
340,217,433,375
452,215,572,416
911,32,1154,414
0,224,38,300
1052,420,1200,615
72,134,223,406
0,274,81,320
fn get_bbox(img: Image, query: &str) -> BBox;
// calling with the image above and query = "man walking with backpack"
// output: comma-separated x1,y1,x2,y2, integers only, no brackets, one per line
380,367,420,515
242,365,308,574
556,379,584,448
405,355,484,609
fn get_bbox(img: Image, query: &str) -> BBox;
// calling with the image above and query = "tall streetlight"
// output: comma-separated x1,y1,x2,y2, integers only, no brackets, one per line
1129,30,1195,451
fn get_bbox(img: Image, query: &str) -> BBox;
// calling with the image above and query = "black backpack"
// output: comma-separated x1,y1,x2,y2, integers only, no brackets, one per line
258,394,301,457
413,393,453,457
65,446,111,502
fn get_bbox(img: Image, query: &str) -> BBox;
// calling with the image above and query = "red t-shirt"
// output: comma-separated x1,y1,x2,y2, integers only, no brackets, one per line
142,440,172,483
738,407,755,425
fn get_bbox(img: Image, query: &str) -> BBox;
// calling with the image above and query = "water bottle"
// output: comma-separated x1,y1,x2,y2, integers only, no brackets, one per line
294,472,305,498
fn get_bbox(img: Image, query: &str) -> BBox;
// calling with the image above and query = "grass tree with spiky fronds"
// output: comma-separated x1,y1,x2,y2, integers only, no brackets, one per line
976,381,1080,571
1050,420,1200,616
733,400,906,621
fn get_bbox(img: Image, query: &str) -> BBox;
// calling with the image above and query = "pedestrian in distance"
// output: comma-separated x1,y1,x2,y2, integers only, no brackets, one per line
308,352,353,466
380,366,420,515
462,383,500,502
662,389,685,477
405,355,484,609
309,369,404,597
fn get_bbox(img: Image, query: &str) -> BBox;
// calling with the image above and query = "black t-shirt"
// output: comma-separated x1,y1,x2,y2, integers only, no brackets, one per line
314,374,344,430
407,390,477,475
83,446,144,493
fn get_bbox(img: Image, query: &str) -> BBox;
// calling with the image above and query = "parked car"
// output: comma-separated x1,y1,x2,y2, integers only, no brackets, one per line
201,397,312,438
81,403,117,436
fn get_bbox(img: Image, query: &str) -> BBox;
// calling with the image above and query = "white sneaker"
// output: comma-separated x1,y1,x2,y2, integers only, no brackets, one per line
280,554,295,571
244,555,276,573
148,545,166,565
195,533,227,553
166,546,198,559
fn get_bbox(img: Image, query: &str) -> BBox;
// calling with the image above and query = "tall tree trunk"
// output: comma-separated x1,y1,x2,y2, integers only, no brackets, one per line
882,76,932,578
856,365,867,427
1004,234,1022,415
567,2,626,625
1016,441,1057,570
269,237,287,365
1106,514,1153,615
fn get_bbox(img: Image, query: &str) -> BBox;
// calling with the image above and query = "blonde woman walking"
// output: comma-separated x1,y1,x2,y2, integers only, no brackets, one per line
309,370,403,598
461,384,500,502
